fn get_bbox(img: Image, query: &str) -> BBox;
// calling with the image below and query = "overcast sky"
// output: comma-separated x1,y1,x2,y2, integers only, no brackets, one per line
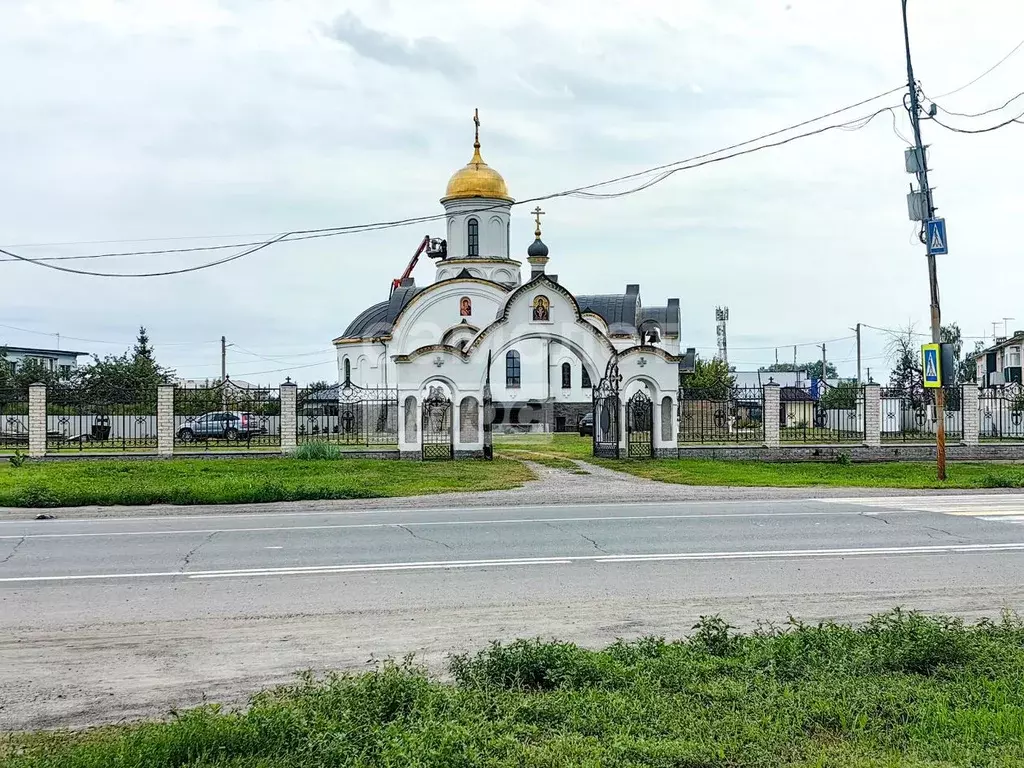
2,0,1022,385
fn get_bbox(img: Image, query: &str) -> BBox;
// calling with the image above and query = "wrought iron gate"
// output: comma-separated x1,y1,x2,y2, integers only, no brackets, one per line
421,386,453,460
626,389,654,458
592,357,622,458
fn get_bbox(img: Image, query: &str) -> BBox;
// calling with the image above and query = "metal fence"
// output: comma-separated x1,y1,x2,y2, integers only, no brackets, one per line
174,384,281,450
45,387,159,452
779,384,865,443
679,385,764,444
297,383,399,446
880,387,963,443
0,388,29,450
979,387,1024,441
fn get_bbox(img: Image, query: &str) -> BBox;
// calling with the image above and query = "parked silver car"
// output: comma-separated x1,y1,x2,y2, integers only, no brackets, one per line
177,411,265,442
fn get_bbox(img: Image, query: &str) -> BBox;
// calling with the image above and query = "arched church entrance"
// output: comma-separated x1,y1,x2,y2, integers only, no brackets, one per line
421,383,454,460
626,386,654,459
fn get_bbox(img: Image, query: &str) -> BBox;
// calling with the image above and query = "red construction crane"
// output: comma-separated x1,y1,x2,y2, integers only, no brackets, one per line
391,235,446,293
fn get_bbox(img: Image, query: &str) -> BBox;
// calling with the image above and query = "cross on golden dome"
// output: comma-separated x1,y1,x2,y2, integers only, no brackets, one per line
441,108,513,203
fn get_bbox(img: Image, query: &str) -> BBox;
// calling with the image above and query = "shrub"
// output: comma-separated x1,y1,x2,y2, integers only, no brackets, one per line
8,450,26,468
293,442,343,460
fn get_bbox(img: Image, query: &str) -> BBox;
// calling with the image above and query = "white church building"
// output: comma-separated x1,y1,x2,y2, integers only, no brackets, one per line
333,113,682,459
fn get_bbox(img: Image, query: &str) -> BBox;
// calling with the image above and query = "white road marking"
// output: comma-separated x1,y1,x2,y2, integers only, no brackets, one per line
264,546,283,549
825,495,1024,525
0,509,924,540
2,542,1023,583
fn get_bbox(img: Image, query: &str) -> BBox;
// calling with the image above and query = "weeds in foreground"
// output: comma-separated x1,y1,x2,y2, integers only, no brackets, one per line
8,610,1024,767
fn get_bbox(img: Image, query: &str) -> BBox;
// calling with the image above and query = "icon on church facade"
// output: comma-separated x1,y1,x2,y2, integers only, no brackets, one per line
460,297,472,317
532,295,550,322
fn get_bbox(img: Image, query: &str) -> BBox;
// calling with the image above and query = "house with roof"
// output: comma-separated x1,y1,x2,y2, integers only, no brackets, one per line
974,330,1024,387
1,346,89,379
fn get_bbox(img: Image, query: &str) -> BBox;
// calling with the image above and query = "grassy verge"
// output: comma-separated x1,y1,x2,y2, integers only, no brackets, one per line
0,457,533,508
602,457,1024,489
6,610,1024,767
499,434,1024,488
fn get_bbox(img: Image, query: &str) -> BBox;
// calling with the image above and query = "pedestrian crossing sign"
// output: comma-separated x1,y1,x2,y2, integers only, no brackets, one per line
922,344,941,388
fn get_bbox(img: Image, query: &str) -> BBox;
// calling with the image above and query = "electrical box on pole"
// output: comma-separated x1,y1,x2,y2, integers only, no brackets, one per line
906,189,930,221
904,146,929,174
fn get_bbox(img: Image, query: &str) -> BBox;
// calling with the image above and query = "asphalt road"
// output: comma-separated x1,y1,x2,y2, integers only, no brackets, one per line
3,493,1024,729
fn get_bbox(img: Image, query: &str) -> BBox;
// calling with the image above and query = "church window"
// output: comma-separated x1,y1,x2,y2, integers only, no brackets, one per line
505,350,521,388
467,218,479,256
343,358,351,383
561,362,571,389
582,367,592,389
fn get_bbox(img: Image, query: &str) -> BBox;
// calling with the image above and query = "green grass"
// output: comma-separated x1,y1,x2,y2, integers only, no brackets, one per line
500,435,1024,489
494,433,594,460
6,610,1024,767
600,457,1024,489
0,457,534,508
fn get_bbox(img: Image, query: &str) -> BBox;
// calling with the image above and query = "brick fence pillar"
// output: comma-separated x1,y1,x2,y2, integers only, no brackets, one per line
28,382,46,458
962,385,979,446
157,384,175,457
763,382,780,448
280,381,297,455
864,383,881,447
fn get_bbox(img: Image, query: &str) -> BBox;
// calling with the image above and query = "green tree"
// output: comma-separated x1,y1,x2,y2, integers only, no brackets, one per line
820,380,860,409
961,340,984,384
762,361,838,379
683,357,735,399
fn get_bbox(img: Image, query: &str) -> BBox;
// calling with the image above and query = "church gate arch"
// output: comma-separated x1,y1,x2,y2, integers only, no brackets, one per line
626,388,654,459
421,384,454,460
592,357,622,458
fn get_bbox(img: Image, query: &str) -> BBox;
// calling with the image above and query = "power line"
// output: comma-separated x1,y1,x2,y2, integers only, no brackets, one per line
0,233,293,278
927,89,1024,119
931,36,1024,99
930,109,1024,134
0,321,220,347
0,86,905,274
564,107,897,200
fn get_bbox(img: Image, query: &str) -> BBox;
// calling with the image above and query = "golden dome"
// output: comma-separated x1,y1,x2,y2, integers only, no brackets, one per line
441,110,513,203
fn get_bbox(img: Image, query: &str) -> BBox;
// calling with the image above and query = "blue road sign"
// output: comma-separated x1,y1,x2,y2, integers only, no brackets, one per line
922,344,941,388
926,218,948,256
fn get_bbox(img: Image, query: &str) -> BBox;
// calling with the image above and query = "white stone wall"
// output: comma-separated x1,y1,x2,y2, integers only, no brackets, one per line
763,384,780,448
280,384,297,454
157,385,174,456
28,383,46,458
962,386,980,445
864,384,881,447
443,198,512,261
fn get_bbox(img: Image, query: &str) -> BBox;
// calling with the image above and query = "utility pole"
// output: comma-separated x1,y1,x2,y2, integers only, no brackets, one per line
851,323,862,384
821,343,827,386
221,336,227,382
902,0,946,480
793,345,797,370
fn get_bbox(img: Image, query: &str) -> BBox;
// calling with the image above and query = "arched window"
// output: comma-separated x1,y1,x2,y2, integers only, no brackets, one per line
561,362,571,389
343,358,351,383
505,350,521,388
467,218,479,256
581,367,592,389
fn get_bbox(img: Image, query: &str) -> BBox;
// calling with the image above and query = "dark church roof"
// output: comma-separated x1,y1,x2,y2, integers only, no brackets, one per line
578,286,680,338
577,284,641,335
340,281,422,340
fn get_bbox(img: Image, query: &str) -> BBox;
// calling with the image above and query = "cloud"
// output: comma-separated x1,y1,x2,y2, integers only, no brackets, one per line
324,11,473,80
